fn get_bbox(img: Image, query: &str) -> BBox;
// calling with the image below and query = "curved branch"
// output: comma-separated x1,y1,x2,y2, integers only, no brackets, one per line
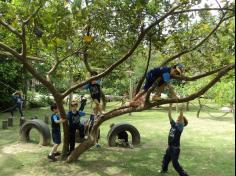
172,66,227,81
135,39,152,94
0,42,60,97
0,51,44,62
0,42,22,59
149,63,235,106
23,3,43,25
83,51,94,73
160,14,229,66
0,19,22,38
95,63,235,124
47,49,79,76
172,7,235,15
62,5,181,99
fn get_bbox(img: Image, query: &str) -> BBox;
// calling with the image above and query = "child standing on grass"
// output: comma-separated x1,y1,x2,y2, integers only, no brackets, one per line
48,104,65,161
11,91,24,119
67,101,86,155
159,104,189,176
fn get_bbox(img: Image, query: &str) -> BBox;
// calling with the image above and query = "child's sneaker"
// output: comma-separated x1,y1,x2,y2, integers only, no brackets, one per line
48,154,57,161
54,152,61,156
128,143,134,149
95,143,101,148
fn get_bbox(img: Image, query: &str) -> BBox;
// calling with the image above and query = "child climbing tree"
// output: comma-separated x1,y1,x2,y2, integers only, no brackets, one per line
0,0,235,163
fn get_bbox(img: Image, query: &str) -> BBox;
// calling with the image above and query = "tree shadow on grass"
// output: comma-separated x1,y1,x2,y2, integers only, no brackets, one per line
0,153,23,176
74,146,162,176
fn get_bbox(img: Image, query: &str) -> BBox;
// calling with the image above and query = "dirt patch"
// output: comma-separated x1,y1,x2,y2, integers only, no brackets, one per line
1,142,47,155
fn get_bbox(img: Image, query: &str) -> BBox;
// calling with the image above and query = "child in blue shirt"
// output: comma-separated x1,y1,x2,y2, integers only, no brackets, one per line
130,64,184,107
159,104,189,176
48,104,65,161
11,91,24,118
84,71,104,115
67,101,86,154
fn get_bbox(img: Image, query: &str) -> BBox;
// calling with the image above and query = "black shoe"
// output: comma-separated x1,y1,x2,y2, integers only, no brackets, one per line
158,170,168,174
67,151,72,156
54,152,61,156
181,171,189,176
48,154,57,161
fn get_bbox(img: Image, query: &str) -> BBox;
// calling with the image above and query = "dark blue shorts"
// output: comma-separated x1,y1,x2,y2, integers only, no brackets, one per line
143,75,155,91
92,95,101,103
52,130,61,144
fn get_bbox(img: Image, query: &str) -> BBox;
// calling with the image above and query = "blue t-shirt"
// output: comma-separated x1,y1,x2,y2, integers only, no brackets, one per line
13,95,23,105
84,80,101,99
67,111,86,129
168,120,184,147
148,66,171,85
51,114,60,131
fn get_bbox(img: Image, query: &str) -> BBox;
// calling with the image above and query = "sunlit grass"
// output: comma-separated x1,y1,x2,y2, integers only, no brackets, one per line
0,103,234,176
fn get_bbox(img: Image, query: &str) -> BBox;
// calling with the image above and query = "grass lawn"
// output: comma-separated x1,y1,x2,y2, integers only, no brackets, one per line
0,103,235,176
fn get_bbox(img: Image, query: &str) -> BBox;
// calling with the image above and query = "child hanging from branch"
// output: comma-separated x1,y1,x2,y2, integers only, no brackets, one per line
130,64,184,107
159,103,189,176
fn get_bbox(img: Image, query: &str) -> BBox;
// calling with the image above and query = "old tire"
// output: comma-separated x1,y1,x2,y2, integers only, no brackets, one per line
107,123,140,147
20,119,51,146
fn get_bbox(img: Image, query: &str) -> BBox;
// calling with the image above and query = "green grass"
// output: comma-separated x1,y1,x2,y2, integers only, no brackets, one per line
0,103,235,176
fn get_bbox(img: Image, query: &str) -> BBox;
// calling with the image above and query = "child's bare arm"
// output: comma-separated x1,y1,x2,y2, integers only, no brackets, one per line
167,84,179,100
168,104,173,122
55,118,66,124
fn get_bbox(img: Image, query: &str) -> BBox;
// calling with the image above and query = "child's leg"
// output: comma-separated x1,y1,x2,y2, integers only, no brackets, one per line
10,105,17,117
94,99,103,115
69,130,76,152
17,103,24,117
49,144,60,155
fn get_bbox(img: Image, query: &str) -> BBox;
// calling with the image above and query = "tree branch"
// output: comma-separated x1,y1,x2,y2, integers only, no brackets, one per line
47,49,80,76
0,51,44,62
21,24,27,59
23,3,43,25
0,42,60,97
0,42,22,59
172,66,227,81
62,5,181,99
135,39,152,94
160,14,229,66
149,63,235,106
172,7,234,15
0,19,22,38
95,63,235,125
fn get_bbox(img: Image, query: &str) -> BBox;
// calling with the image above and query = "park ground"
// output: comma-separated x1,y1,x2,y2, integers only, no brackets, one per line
0,102,235,176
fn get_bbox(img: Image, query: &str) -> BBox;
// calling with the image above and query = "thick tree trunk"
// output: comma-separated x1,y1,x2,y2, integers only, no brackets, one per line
22,66,28,107
186,101,190,111
53,97,69,159
66,127,99,163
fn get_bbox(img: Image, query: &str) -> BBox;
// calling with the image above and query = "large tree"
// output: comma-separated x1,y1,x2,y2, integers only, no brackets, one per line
0,0,235,162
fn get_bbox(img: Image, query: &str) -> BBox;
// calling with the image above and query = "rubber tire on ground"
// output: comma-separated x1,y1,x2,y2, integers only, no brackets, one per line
107,123,141,147
20,119,51,146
